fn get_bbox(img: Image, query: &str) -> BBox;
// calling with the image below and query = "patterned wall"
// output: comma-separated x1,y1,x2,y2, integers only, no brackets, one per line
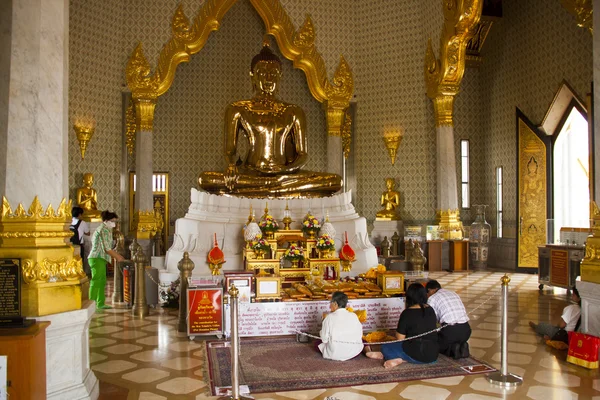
68,0,592,237
480,0,592,237
69,0,125,212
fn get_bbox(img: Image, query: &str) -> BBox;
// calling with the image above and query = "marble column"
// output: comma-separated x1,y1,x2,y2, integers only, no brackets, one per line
0,0,69,206
134,129,154,212
436,125,459,211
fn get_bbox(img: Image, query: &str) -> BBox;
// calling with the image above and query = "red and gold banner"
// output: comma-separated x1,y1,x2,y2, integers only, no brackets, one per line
187,287,223,336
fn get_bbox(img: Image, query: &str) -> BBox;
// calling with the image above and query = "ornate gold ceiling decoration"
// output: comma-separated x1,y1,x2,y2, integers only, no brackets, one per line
1,196,70,222
561,0,593,34
424,0,484,126
126,0,354,133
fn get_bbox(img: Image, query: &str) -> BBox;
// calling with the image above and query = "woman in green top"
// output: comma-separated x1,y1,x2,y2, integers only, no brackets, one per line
88,211,125,309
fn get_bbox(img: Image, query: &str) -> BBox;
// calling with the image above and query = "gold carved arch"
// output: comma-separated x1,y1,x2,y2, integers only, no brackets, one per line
125,0,354,136
424,0,483,127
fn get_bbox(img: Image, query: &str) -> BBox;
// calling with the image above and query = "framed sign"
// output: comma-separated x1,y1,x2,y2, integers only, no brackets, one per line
187,287,223,337
255,276,281,299
0,259,21,323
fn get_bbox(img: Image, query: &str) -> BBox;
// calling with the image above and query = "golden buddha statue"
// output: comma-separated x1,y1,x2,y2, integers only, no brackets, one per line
76,173,102,220
199,41,342,198
376,178,401,220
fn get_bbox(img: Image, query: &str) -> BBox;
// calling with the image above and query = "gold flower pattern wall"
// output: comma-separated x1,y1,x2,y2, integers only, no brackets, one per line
68,0,592,236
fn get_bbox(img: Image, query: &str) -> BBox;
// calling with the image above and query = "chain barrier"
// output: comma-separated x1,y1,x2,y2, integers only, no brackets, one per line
291,281,510,346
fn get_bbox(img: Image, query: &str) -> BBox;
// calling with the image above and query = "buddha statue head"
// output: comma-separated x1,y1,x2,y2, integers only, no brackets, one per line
250,42,282,97
83,172,94,188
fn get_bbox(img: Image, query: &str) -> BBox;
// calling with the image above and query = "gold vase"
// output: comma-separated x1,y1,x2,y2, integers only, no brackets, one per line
264,230,275,240
319,249,333,259
291,259,300,268
254,249,265,260
306,229,317,239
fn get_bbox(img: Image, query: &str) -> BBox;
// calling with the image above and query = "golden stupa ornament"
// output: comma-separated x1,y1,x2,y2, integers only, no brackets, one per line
383,130,403,166
74,124,94,160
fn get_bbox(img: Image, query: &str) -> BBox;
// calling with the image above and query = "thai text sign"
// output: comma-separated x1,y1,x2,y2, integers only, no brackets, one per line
224,297,405,337
187,287,223,336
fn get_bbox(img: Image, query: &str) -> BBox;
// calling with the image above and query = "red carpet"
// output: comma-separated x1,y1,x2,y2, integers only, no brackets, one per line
206,336,495,395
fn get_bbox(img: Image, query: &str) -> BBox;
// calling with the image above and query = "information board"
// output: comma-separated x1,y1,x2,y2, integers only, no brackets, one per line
224,297,405,337
0,259,21,320
187,287,223,337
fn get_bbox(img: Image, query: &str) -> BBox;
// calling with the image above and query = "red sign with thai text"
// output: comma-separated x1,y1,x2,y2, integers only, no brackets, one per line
187,287,223,336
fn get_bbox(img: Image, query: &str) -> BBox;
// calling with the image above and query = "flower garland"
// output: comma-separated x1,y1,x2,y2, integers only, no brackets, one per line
251,236,270,251
283,244,305,261
301,213,321,232
316,234,335,251
259,214,279,232
159,277,180,308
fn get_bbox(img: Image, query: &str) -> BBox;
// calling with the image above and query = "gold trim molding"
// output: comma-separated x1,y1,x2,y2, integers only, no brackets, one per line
0,196,87,316
424,0,483,127
437,208,464,240
126,0,354,136
341,109,352,159
125,100,136,155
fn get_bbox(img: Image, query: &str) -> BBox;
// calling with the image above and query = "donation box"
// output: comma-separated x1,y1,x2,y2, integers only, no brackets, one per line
187,286,223,339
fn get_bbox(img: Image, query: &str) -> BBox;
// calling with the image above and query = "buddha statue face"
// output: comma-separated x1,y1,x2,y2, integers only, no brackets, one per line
83,173,94,188
386,178,395,191
251,61,282,96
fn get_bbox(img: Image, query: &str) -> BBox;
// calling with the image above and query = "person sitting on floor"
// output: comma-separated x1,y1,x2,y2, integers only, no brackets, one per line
529,287,581,341
318,291,364,361
365,283,439,368
426,279,471,359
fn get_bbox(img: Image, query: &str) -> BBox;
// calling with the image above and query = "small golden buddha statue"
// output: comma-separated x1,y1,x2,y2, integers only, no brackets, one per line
376,178,401,220
76,173,102,220
199,40,342,198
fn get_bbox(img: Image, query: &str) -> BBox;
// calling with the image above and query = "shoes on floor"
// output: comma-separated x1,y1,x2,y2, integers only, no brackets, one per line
449,343,461,359
98,305,112,310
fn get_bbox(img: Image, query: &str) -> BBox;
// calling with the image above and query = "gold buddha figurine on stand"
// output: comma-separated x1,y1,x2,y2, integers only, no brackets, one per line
76,173,102,221
376,178,401,221
199,39,342,198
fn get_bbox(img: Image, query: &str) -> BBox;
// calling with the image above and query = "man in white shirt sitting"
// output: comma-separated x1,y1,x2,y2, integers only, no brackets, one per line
319,291,364,361
529,288,581,340
426,280,471,359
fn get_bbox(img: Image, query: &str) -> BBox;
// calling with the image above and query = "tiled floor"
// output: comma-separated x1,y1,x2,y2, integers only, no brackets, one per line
91,271,600,399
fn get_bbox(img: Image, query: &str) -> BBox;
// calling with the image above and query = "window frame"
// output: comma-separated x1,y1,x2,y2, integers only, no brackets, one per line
460,139,470,209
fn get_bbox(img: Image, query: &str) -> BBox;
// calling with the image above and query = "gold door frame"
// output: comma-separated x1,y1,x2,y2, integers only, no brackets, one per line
517,110,548,270
129,172,169,250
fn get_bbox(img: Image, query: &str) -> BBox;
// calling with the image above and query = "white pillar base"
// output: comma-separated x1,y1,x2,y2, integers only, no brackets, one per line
577,281,600,337
35,301,99,400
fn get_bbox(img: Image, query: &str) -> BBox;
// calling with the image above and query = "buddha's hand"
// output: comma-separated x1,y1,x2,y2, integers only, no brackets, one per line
224,164,239,191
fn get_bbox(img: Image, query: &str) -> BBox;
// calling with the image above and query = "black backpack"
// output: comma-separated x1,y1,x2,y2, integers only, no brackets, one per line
70,220,82,245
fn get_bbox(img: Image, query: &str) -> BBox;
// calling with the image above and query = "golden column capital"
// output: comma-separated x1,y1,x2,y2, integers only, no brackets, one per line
134,98,157,132
131,209,158,240
324,103,346,137
433,95,456,127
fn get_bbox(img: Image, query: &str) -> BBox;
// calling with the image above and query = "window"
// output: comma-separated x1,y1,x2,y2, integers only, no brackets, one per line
461,140,470,209
496,166,503,238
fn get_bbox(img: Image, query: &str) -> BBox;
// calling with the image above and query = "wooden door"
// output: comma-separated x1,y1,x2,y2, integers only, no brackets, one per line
517,112,548,270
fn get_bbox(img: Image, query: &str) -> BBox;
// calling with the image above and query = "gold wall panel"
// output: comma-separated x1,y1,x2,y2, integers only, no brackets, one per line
517,118,547,269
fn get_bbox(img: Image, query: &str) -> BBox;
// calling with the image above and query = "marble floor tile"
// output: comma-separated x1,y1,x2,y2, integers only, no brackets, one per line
156,377,206,395
123,367,171,383
399,384,450,400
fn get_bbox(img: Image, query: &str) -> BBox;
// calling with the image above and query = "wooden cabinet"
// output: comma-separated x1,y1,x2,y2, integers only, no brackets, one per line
0,322,49,400
538,245,583,290
449,240,469,271
427,240,449,271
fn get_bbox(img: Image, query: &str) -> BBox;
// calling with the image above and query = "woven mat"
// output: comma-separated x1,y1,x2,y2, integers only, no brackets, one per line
205,336,495,395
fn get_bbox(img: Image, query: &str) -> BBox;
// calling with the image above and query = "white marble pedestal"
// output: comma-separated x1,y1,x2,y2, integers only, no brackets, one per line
576,281,600,337
35,301,99,400
164,189,378,281
370,220,404,245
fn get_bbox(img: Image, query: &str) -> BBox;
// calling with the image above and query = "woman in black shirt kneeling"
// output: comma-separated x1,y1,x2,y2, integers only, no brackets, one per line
365,283,439,368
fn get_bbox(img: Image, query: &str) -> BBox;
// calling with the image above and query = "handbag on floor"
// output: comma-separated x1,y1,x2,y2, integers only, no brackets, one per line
566,331,599,369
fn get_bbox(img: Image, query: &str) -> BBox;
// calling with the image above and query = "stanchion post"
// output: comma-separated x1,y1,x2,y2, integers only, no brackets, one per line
111,222,126,305
177,252,195,332
218,284,251,400
132,246,149,319
486,274,523,387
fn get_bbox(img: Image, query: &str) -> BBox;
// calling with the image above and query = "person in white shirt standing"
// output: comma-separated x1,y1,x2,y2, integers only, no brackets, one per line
70,207,90,257
318,291,364,361
426,280,471,359
529,288,581,340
